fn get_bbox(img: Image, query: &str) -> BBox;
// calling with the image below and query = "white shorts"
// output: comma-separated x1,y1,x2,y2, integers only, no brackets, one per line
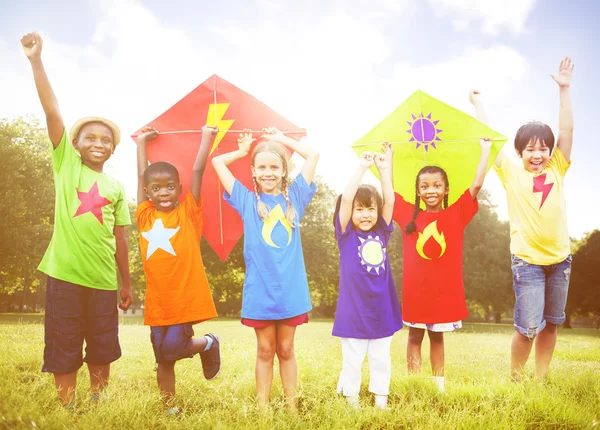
403,320,462,332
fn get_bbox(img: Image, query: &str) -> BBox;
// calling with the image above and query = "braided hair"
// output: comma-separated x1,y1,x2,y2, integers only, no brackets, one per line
251,141,298,227
405,166,449,234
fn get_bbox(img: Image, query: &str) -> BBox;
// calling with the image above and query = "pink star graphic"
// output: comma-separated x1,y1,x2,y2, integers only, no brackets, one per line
74,181,111,224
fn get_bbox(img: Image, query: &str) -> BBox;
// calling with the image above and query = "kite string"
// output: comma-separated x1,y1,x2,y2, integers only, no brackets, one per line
214,75,224,246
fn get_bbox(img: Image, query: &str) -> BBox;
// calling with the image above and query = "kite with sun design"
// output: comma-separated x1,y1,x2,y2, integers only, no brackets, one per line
132,75,306,261
351,90,507,213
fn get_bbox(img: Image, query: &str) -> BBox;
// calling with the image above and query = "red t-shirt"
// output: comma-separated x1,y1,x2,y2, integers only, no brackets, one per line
393,190,478,323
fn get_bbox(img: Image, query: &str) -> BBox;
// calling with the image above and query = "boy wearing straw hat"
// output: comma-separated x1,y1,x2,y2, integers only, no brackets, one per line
21,31,132,408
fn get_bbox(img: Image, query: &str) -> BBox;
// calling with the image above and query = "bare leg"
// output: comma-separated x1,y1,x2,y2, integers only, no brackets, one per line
88,363,110,397
407,327,425,374
276,324,298,410
428,331,444,377
254,326,277,410
511,331,534,381
534,323,558,379
187,336,209,355
54,372,77,405
157,361,177,408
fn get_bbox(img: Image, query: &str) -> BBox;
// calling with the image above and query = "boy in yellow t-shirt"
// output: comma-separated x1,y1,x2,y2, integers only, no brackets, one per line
471,57,575,380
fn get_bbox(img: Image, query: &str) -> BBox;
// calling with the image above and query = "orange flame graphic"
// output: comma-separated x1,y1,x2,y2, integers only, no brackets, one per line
416,221,446,260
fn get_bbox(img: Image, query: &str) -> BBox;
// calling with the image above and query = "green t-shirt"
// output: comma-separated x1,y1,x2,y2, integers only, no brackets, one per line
38,130,131,290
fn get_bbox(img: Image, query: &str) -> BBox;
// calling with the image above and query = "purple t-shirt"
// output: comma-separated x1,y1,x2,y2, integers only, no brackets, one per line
332,215,403,339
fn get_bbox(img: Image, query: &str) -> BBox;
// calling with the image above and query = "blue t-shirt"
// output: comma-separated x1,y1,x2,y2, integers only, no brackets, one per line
224,174,317,319
332,215,402,339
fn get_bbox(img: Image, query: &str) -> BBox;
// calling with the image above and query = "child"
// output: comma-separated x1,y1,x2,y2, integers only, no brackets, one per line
394,136,492,392
21,31,132,407
136,125,221,414
471,57,575,380
332,146,402,409
212,126,319,410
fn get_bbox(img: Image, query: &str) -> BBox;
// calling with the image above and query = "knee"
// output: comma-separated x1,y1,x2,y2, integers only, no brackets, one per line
408,329,425,345
428,332,444,345
544,323,558,334
257,342,276,362
276,343,295,361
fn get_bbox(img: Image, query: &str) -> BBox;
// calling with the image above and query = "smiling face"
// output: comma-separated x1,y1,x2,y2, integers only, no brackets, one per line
144,171,182,212
251,150,285,195
351,200,378,232
517,138,551,173
417,171,449,212
73,122,115,170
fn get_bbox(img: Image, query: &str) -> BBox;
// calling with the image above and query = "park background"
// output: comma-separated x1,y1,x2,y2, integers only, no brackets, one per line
0,0,599,428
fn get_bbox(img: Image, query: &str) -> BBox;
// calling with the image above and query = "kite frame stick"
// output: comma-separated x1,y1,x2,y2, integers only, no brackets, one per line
351,137,506,147
148,129,306,135
213,75,225,247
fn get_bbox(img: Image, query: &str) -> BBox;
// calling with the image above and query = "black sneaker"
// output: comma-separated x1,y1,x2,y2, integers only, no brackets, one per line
199,334,220,380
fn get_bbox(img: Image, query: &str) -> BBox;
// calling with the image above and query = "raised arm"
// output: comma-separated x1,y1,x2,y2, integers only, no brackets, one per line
551,57,574,162
339,152,374,233
374,151,395,224
211,129,254,196
262,127,320,184
136,127,159,205
190,125,218,203
469,138,492,199
469,89,503,168
21,32,64,148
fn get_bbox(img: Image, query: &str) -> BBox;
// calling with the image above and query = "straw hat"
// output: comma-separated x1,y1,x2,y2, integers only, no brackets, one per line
69,116,121,147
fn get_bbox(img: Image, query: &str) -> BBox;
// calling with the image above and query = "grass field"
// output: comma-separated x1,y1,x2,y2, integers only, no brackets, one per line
0,315,599,429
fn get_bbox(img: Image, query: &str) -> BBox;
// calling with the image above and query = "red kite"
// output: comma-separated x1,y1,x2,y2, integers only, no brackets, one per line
132,75,306,261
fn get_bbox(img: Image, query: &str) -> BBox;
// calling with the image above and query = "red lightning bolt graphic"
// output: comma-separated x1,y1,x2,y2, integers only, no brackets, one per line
533,174,554,209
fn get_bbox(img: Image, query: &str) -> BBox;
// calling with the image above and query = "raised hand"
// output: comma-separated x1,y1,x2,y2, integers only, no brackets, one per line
137,126,159,143
359,151,374,168
238,128,255,154
469,89,481,106
551,57,574,88
381,141,393,157
261,126,285,142
374,152,388,169
480,137,492,150
21,31,42,59
202,125,219,137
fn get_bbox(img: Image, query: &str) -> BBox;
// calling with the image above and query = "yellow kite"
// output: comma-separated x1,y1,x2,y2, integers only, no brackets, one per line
351,90,507,206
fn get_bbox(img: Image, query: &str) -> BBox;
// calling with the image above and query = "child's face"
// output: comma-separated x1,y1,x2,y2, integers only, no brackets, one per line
517,138,550,173
73,122,115,167
352,200,378,232
252,151,284,195
417,172,448,212
144,171,182,212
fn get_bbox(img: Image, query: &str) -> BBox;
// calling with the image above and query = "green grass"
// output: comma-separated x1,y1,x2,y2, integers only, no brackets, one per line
0,317,599,429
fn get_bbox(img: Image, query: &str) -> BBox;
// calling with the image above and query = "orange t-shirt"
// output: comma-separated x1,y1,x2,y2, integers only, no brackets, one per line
136,192,217,326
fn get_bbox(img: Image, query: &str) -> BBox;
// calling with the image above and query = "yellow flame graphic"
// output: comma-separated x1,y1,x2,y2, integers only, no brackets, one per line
416,221,446,260
206,103,235,155
262,205,292,248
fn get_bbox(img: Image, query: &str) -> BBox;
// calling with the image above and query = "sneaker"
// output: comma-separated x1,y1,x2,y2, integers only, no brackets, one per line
199,334,220,380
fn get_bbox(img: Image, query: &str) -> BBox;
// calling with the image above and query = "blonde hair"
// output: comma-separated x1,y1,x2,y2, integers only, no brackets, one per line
251,141,297,227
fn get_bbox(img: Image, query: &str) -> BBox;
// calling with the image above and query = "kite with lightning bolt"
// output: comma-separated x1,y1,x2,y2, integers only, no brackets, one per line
132,75,306,261
351,90,507,210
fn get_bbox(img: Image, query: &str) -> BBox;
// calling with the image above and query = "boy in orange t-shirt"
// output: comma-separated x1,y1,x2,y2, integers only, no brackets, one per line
136,125,220,414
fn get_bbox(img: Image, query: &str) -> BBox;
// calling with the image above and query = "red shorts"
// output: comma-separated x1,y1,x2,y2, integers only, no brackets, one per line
241,313,309,328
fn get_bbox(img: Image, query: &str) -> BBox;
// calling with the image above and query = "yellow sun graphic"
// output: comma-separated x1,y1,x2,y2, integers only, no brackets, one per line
358,235,387,274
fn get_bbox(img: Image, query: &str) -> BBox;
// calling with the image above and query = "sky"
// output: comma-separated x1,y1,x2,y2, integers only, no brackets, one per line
1,0,599,238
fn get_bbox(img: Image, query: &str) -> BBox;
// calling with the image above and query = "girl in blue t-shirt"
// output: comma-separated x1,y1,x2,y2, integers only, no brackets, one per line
332,145,402,409
212,127,319,410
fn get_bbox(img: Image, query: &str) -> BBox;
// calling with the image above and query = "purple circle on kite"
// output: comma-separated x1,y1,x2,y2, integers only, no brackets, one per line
411,119,436,142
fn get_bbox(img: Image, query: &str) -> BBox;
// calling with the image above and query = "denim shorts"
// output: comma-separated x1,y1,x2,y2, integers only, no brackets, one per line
43,277,121,374
150,323,195,363
511,255,572,338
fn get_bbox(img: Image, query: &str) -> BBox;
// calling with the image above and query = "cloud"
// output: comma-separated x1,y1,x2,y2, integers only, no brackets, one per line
427,0,538,35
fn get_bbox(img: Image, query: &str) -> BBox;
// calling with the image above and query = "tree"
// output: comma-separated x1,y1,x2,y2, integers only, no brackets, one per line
566,229,600,327
0,117,54,311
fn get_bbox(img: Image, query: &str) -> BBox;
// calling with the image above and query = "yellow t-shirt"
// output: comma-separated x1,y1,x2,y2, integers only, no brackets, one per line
494,148,571,265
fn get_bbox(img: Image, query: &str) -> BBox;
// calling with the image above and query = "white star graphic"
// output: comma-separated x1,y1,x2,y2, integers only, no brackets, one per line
141,218,180,260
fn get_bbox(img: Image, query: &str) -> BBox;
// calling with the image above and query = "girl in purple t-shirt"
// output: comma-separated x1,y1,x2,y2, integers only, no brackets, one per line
332,145,402,409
